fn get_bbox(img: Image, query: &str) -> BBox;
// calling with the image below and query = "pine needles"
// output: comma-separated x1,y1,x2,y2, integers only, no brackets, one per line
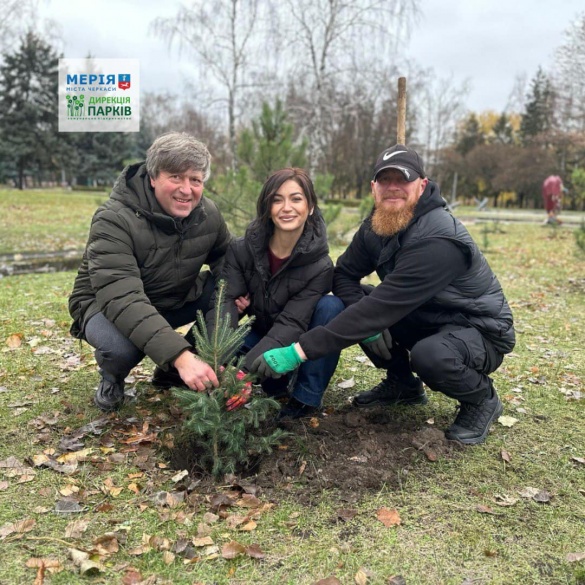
173,280,286,479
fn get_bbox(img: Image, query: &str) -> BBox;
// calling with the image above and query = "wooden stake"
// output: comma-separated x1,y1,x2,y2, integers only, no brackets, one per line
397,77,406,144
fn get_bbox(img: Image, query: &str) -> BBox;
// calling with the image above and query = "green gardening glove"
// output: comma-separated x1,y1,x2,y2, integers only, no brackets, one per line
362,330,393,360
250,344,304,378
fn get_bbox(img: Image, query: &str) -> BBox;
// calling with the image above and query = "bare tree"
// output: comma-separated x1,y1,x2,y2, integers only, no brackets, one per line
554,12,585,132
279,0,420,170
152,0,273,168
504,72,528,114
412,70,470,172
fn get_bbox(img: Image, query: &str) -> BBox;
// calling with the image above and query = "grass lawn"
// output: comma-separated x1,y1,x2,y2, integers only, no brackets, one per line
0,188,108,255
0,191,584,584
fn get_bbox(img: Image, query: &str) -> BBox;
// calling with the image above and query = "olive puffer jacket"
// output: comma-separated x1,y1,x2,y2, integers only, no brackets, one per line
69,162,231,367
207,212,333,369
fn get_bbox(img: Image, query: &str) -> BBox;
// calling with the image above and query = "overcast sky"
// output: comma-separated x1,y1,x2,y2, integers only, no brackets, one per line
40,0,583,114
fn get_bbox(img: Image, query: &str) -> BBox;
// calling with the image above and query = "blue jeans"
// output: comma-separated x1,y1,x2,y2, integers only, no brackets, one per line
241,295,345,407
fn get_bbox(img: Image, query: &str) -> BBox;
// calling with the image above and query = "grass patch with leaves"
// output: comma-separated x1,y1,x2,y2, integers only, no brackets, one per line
0,222,584,584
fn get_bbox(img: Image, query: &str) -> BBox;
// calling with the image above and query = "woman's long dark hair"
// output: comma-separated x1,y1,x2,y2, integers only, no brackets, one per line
254,168,320,231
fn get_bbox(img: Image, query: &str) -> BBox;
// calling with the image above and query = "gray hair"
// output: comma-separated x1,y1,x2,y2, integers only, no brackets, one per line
146,132,211,181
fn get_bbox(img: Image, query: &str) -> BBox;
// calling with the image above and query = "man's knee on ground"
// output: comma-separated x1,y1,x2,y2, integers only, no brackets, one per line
410,337,453,383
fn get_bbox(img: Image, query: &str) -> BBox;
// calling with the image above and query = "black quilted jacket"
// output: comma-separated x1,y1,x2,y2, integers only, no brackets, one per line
208,212,333,369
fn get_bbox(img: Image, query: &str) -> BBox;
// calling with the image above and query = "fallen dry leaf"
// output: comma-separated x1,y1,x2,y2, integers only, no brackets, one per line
494,494,518,507
59,485,79,497
571,457,585,465
519,487,540,499
245,543,265,559
193,536,214,547
92,533,119,556
203,512,219,524
0,517,36,539
102,477,123,498
68,548,103,576
122,570,144,584
376,507,401,527
498,415,519,427
533,490,551,503
337,508,358,522
337,377,355,389
0,455,28,471
500,449,511,462
355,568,368,584
313,578,342,585
567,552,585,562
221,540,246,559
476,505,496,514
55,499,85,514
65,519,90,538
240,520,257,532
127,482,141,494
236,494,262,508
56,448,93,464
6,333,23,349
26,558,63,585
171,469,189,483
225,514,247,529
26,557,63,572
163,551,175,565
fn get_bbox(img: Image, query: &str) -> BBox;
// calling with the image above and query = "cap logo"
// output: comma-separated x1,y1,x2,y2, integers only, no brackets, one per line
383,149,407,161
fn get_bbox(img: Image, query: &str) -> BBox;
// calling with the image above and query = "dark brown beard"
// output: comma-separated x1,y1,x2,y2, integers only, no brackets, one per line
371,200,416,236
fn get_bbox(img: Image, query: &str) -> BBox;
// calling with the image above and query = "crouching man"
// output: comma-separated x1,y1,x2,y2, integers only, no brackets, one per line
251,145,515,445
69,132,231,410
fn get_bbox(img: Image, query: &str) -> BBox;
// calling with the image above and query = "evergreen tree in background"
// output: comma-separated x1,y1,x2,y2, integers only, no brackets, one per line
0,32,60,188
173,281,286,479
520,67,556,145
456,113,485,156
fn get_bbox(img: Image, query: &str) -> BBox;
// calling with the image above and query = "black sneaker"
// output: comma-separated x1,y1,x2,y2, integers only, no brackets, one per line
353,374,427,408
94,378,125,411
445,388,503,445
278,397,318,420
152,366,188,389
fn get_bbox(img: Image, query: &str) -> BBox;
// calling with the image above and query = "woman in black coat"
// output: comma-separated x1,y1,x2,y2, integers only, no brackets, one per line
209,168,344,418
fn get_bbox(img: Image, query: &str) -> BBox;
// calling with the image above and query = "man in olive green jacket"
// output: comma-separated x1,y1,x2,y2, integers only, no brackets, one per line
69,132,231,411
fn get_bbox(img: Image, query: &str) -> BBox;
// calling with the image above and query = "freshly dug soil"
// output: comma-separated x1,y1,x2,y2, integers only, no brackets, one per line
170,404,464,501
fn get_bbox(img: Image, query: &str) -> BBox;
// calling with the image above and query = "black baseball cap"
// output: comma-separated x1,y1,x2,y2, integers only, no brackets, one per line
372,144,425,182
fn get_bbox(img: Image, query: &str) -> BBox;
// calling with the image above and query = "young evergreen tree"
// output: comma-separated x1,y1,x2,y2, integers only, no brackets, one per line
238,99,308,182
173,281,287,479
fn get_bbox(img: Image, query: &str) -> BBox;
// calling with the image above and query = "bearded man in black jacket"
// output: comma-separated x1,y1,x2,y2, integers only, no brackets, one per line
251,145,515,445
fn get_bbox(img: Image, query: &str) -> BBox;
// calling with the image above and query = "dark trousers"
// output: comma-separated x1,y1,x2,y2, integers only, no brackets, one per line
84,274,215,384
360,287,504,405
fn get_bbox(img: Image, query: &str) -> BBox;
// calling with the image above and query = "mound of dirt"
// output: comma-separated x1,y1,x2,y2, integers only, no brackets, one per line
171,405,463,501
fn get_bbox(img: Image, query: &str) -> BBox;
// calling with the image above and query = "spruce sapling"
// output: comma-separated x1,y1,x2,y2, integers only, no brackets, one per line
173,280,287,479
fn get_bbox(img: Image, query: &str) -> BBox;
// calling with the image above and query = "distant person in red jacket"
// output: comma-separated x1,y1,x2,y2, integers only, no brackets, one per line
542,175,563,225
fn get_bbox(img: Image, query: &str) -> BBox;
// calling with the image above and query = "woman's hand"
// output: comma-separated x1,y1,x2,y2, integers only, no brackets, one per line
250,343,305,378
234,294,250,315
